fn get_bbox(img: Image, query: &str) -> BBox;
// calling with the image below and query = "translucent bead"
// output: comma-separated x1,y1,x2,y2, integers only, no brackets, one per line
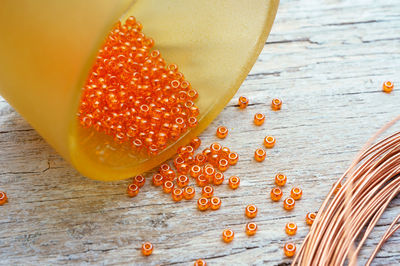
275,173,287,186
141,242,154,256
291,187,302,200
196,174,209,187
245,204,258,218
133,175,145,187
228,176,240,189
190,137,201,150
222,229,234,243
172,188,184,201
163,180,174,193
285,222,297,235
202,185,214,198
254,148,266,162
283,197,295,210
190,165,202,178
228,152,239,165
152,173,164,186
197,197,210,211
218,159,229,172
177,175,189,188
195,154,207,166
164,169,176,181
0,191,7,205
382,81,394,93
264,136,276,148
210,196,221,210
202,148,212,157
306,212,317,225
194,259,207,266
210,143,222,154
216,126,228,139
271,98,282,111
284,243,296,257
174,156,185,168
183,186,196,200
204,166,215,181
177,163,189,175
127,184,139,197
270,187,283,201
254,113,265,126
213,172,225,185
245,222,258,236
238,96,249,109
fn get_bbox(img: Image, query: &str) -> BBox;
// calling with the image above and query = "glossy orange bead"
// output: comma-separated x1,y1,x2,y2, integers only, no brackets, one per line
218,159,229,172
306,212,317,225
283,197,295,210
197,197,210,211
194,259,207,266
271,98,282,111
238,96,249,109
164,169,176,181
216,126,228,139
159,163,171,176
275,173,287,186
264,136,276,148
213,172,225,185
285,222,297,235
183,186,196,200
196,174,209,187
270,187,283,201
210,142,222,154
133,175,145,187
254,148,266,162
177,175,189,188
177,163,189,175
228,176,240,189
152,173,164,186
222,229,234,243
245,204,258,218
291,187,303,200
383,80,394,93
202,185,214,198
210,196,221,210
127,183,139,197
190,137,202,150
163,180,174,193
0,191,7,205
190,165,202,178
228,152,239,165
204,166,215,181
221,147,231,158
174,156,185,168
195,154,207,166
245,222,258,236
284,243,296,257
254,113,265,126
172,188,184,201
141,242,154,256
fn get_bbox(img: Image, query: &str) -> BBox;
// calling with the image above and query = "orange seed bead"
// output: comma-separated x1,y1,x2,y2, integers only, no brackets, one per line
213,172,225,185
202,185,214,198
210,142,222,154
228,152,239,165
245,222,258,236
164,169,176,181
197,197,210,211
163,180,174,193
285,222,297,236
382,81,394,93
254,113,265,126
275,173,287,186
245,204,258,218
195,154,207,166
238,96,249,109
0,191,7,205
254,148,266,162
152,173,164,186
141,242,154,256
196,174,209,187
264,136,276,148
306,212,317,225
270,187,283,202
190,165,202,178
183,186,196,200
216,126,228,139
222,229,234,243
228,176,240,189
127,183,139,197
172,188,184,201
271,98,282,111
133,175,145,187
190,137,201,149
210,196,221,210
284,243,296,257
159,163,171,176
218,159,229,172
177,175,189,188
283,197,295,210
204,166,215,181
194,259,207,266
291,187,303,200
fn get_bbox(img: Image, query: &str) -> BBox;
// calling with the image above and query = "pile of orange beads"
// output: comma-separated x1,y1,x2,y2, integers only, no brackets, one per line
78,16,200,155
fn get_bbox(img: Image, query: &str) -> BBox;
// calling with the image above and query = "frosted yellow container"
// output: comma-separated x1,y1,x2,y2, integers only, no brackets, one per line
0,0,279,181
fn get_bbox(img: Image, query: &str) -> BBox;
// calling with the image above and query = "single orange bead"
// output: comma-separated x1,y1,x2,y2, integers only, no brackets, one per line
194,259,207,266
195,154,207,166
164,169,176,181
264,136,276,148
228,152,239,165
0,191,7,205
254,113,265,126
174,156,185,168
382,81,394,93
141,242,154,256
127,183,139,197
283,197,295,210
271,98,282,111
196,174,209,187
177,175,189,188
213,172,225,185
238,96,249,109
177,163,189,175
152,173,164,186
172,188,184,201
245,222,258,236
284,243,296,257
216,126,228,139
228,176,240,189
202,185,214,198
190,165,202,178
285,222,297,236
210,196,221,210
197,197,210,211
270,187,283,201
221,147,231,158
210,142,222,154
245,204,258,218
183,186,196,200
291,187,303,200
190,137,201,150
306,212,317,225
254,148,266,162
222,229,234,243
204,166,215,181
133,175,145,187
218,159,229,172
275,173,287,186
163,180,174,193
202,148,212,157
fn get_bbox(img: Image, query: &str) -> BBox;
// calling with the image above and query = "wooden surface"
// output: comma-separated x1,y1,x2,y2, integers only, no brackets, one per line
1,0,400,265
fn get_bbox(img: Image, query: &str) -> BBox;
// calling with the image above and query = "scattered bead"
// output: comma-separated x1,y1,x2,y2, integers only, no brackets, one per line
210,143,222,154
271,98,282,111
245,222,258,236
204,166,215,181
190,137,202,150
163,180,174,193
159,164,171,176
197,197,210,211
183,186,196,200
228,152,239,165
275,173,287,186
285,222,297,236
216,126,228,139
133,175,145,187
177,175,189,188
196,174,209,187
283,197,295,210
222,229,235,243
306,212,317,225
190,165,202,178
194,259,207,266
218,159,229,172
177,163,189,175
195,154,207,166
270,187,283,202
284,243,296,257
172,188,184,201
213,172,225,185
245,204,258,218
152,173,164,186
210,196,221,210
264,136,276,148
254,113,265,126
0,191,7,205
141,242,154,256
202,185,214,198
238,96,249,109
164,169,176,181
228,176,240,189
127,184,139,197
382,81,394,93
254,148,266,162
291,187,303,200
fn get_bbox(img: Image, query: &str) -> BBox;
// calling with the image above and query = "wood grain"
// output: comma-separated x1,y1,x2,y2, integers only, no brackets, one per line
1,0,400,265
